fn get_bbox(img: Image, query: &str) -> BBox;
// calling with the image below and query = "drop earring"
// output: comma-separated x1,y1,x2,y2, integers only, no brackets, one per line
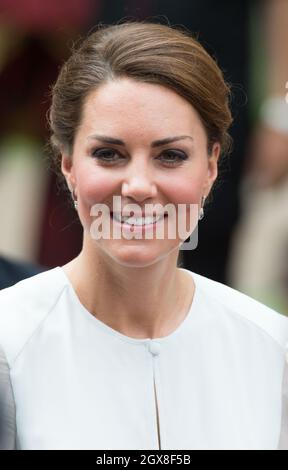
66,181,78,210
68,183,78,210
199,196,205,221
72,189,78,210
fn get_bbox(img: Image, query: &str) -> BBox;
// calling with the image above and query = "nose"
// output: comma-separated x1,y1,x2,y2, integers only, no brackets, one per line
121,161,157,202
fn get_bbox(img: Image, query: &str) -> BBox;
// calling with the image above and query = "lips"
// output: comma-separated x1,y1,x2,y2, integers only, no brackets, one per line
110,211,168,218
110,212,168,225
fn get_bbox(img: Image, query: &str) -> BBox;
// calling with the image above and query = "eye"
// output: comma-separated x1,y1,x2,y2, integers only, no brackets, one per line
91,148,124,164
158,150,188,166
90,147,188,166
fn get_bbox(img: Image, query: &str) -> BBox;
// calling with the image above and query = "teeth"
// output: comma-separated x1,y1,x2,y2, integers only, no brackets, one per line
113,214,164,225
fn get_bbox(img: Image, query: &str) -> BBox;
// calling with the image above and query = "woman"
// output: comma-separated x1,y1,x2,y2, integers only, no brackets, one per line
0,21,287,450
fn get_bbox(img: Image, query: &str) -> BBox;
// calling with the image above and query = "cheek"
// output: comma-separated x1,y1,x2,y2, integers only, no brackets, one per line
76,165,117,206
74,160,206,209
165,174,204,205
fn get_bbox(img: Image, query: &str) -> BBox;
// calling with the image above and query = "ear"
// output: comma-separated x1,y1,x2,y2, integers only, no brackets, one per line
61,153,76,192
203,142,221,196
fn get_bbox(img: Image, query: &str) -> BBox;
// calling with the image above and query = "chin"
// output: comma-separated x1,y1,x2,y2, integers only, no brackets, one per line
104,242,180,269
113,250,162,268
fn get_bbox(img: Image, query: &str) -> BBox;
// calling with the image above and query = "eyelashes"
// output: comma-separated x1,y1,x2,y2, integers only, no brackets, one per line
90,148,189,167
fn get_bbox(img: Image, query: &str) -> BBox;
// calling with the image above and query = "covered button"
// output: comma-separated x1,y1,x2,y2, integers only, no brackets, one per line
148,341,161,356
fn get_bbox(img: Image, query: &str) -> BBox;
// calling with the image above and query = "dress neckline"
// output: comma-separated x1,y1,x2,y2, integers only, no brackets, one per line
55,265,200,345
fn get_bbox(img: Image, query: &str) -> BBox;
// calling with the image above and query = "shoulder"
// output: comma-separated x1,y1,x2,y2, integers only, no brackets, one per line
0,267,68,366
187,269,288,350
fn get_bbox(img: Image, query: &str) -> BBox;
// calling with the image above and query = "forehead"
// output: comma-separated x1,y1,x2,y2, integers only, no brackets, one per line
79,78,206,138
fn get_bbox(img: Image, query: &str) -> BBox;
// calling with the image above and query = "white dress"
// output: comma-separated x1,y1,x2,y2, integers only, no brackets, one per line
0,266,287,450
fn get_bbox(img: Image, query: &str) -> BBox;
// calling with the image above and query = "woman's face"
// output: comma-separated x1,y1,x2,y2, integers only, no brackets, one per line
61,77,220,267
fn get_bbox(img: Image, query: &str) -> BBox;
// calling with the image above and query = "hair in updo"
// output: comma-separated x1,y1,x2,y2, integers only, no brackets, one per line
47,20,233,203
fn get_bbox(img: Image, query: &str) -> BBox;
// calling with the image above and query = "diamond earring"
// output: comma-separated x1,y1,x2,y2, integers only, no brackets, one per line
199,196,205,221
69,186,78,211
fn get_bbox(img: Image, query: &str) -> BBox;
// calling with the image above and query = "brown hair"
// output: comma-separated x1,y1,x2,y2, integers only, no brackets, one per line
47,20,233,202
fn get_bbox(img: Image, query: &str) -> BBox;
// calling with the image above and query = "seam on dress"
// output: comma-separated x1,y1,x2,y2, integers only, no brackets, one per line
10,284,69,370
195,280,288,353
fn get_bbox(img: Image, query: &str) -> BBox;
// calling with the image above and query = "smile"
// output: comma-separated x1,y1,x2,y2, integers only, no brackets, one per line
110,212,167,226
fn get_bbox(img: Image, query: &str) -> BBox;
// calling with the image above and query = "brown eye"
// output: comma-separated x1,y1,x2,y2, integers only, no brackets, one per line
158,150,188,166
90,148,188,167
91,148,124,164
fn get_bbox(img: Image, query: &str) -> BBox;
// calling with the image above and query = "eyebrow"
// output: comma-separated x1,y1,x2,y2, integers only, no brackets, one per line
87,134,194,147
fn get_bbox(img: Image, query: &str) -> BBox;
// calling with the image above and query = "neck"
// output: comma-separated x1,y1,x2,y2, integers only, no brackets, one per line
62,237,194,339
